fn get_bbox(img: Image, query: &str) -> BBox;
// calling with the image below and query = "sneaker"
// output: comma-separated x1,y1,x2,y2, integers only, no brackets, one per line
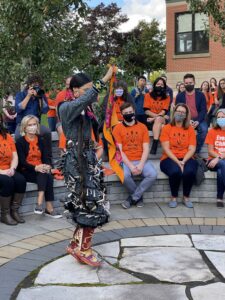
168,200,177,208
34,205,43,215
121,196,132,209
44,209,62,219
217,201,224,208
183,200,193,208
135,196,144,208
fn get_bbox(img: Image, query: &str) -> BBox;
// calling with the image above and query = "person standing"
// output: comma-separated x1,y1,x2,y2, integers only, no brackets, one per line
131,76,149,124
176,73,207,155
58,68,113,267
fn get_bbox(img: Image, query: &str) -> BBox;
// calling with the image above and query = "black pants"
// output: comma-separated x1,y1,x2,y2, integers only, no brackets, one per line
23,171,54,201
0,172,26,197
160,158,198,197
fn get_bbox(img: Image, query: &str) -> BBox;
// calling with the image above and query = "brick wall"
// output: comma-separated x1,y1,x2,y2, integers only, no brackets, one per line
166,1,225,88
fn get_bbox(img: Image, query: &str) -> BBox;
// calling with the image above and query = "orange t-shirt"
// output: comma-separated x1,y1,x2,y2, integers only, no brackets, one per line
113,122,150,161
113,97,124,121
0,134,16,170
144,94,170,114
205,128,225,159
46,94,56,118
25,136,42,166
160,124,196,160
58,130,103,150
56,90,67,107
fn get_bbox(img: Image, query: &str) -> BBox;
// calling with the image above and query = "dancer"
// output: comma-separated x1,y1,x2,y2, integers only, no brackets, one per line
58,67,113,267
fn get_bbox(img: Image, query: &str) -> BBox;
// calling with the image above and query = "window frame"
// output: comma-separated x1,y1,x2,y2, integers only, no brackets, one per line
175,12,209,55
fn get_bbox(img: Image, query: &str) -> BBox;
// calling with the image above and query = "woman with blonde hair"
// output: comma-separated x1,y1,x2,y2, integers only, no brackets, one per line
16,115,61,218
160,103,198,208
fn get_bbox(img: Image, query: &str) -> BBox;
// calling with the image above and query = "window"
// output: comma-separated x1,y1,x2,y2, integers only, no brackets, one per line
175,12,209,54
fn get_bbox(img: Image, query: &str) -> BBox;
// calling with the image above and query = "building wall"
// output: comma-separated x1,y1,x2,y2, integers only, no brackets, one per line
166,1,225,88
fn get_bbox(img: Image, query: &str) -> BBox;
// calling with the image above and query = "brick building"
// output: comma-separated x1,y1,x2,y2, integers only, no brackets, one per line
166,0,225,88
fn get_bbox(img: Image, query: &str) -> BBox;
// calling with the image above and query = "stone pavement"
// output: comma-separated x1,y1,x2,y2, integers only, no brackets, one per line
0,203,225,299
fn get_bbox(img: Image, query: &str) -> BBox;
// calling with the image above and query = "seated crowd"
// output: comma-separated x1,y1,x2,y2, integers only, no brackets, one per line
1,72,225,226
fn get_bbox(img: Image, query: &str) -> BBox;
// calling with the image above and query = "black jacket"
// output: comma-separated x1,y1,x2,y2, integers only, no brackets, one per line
16,135,50,172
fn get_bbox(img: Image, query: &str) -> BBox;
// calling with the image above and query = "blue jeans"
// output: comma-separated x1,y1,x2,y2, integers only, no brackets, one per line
209,159,225,199
48,117,56,131
123,160,157,201
196,121,208,153
160,158,198,197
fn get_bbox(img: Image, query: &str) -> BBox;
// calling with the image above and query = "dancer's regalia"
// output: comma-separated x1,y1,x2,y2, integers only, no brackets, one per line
58,76,110,266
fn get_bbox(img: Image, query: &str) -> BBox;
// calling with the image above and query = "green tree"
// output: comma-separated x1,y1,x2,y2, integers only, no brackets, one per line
187,0,225,44
81,2,128,79
119,20,166,78
0,0,87,96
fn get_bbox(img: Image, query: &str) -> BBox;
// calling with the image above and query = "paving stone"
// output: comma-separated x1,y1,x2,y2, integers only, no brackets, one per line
97,261,141,284
173,225,189,234
103,257,118,264
121,235,192,248
191,218,204,225
158,203,194,218
205,251,225,279
194,203,225,217
154,218,167,226
6,257,42,271
93,242,120,258
0,245,29,259
161,225,177,234
45,231,67,241
0,257,10,266
191,282,225,300
186,225,201,234
20,237,49,247
212,226,225,235
35,255,99,285
17,284,188,300
192,235,225,251
33,234,59,244
129,219,146,227
56,228,74,238
200,225,213,234
150,226,167,235
118,220,137,228
9,241,39,251
204,218,217,226
165,218,179,225
178,218,192,225
217,218,225,226
120,247,214,283
101,221,124,231
142,218,158,226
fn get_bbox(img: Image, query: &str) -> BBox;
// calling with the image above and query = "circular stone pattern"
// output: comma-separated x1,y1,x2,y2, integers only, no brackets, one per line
17,234,225,300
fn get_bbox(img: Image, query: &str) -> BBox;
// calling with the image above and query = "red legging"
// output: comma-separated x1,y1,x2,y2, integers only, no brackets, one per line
73,226,94,251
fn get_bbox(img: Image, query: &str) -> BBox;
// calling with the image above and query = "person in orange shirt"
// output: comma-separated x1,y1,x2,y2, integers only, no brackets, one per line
46,90,57,131
160,104,198,208
16,115,62,218
55,77,73,137
205,109,225,208
113,102,157,209
0,114,26,225
144,77,170,154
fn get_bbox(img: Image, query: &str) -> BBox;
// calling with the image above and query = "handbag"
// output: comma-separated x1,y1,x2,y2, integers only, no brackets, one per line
194,158,208,186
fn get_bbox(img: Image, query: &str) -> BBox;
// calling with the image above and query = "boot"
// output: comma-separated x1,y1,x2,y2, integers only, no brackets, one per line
0,196,17,225
11,193,25,223
150,139,159,155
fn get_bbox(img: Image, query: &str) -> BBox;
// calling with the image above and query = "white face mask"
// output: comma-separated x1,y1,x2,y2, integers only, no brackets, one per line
26,125,38,134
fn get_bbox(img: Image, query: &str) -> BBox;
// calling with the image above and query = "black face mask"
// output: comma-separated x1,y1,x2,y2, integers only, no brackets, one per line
155,86,163,94
185,84,195,92
123,113,135,123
